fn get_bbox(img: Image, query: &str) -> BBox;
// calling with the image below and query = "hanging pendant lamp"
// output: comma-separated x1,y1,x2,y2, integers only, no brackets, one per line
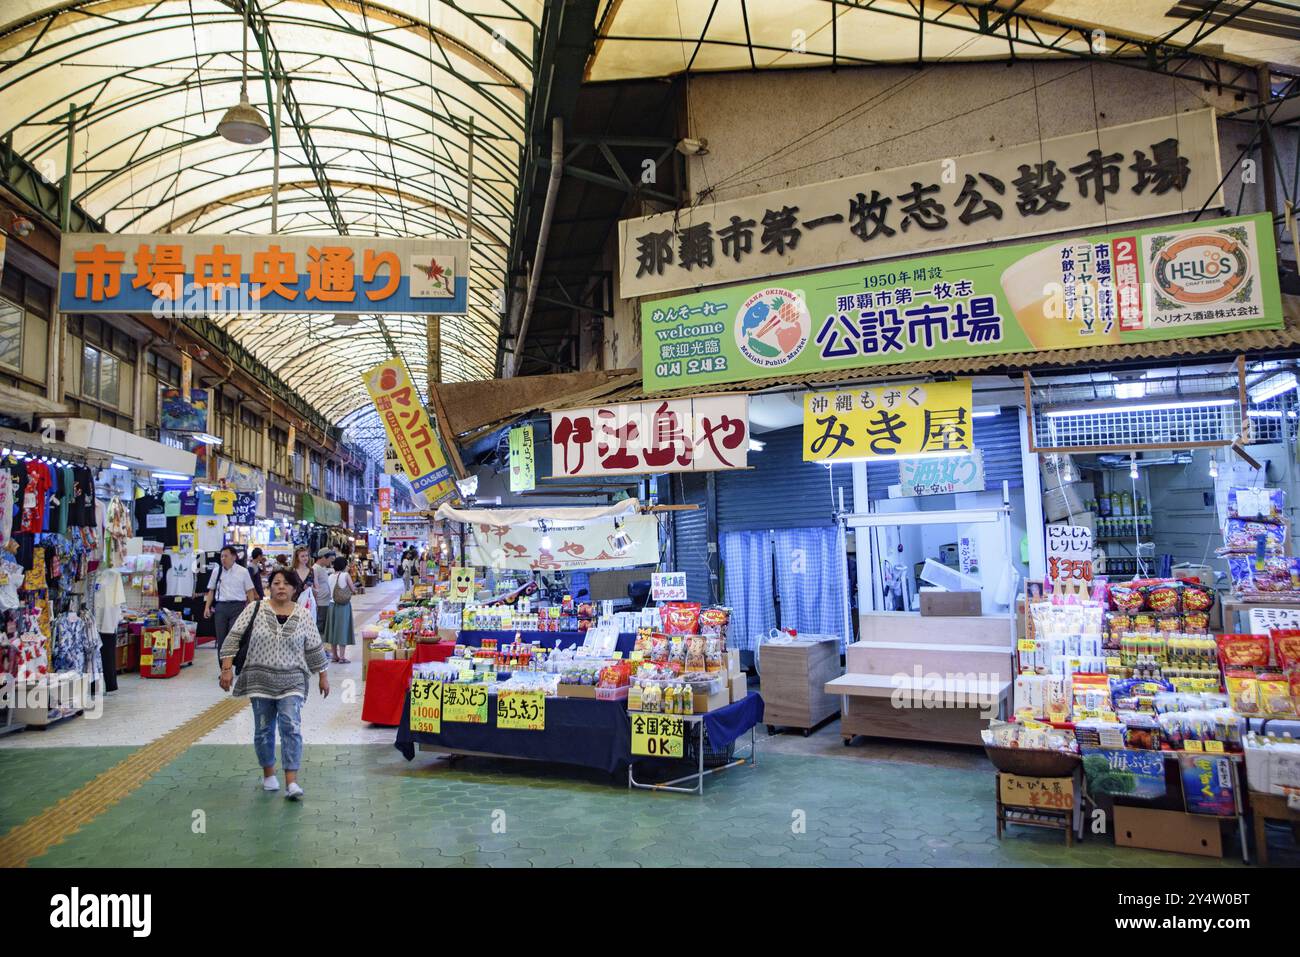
218,2,270,145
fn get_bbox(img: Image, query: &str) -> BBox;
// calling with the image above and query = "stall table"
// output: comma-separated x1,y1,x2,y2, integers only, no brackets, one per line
361,659,413,725
414,642,456,664
628,693,765,795
394,689,764,783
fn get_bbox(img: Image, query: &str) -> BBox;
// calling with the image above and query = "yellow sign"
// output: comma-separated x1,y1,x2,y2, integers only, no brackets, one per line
1204,740,1225,753
1184,740,1204,752
508,425,535,492
998,773,1075,811
177,515,196,534
803,380,973,462
631,713,685,758
496,690,545,730
362,357,457,504
443,683,489,724
409,678,442,733
139,654,153,667
1017,639,1036,652
180,351,192,397
449,566,475,602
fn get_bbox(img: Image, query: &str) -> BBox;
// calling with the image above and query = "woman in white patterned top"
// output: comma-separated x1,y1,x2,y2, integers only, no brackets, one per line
219,567,329,801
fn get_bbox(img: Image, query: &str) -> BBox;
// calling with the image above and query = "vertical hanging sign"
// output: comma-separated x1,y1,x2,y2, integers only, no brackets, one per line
509,425,535,492
362,357,457,505
180,352,192,397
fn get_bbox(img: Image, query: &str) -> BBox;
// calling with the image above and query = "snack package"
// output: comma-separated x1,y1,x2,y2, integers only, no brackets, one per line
1227,556,1300,596
1270,628,1300,671
1120,711,1160,750
1180,581,1215,614
1143,581,1182,615
661,601,701,635
699,607,731,644
1225,670,1261,714
1227,486,1285,521
1257,672,1296,716
1218,518,1287,556
1182,612,1210,635
1110,583,1146,612
1216,633,1271,669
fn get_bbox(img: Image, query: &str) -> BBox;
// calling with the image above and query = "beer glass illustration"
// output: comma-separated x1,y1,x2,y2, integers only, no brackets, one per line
1000,243,1122,350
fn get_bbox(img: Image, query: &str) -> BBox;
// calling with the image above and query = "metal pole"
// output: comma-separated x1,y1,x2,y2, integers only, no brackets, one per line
271,73,283,232
1257,65,1280,218
59,102,75,230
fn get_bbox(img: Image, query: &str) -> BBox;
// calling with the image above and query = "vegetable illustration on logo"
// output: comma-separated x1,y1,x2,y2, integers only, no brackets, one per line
735,287,809,368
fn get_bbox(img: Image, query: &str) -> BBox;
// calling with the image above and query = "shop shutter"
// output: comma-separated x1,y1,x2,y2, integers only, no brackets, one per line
865,409,1024,502
670,472,712,603
715,425,853,532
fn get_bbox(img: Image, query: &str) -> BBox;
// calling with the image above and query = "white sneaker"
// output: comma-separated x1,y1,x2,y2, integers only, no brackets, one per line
285,782,304,801
262,775,280,792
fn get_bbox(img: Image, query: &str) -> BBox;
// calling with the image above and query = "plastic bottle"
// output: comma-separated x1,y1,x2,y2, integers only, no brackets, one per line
682,683,694,715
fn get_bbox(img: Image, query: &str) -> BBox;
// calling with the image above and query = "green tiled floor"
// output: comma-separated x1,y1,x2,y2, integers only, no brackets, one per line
0,747,136,838
5,745,1284,867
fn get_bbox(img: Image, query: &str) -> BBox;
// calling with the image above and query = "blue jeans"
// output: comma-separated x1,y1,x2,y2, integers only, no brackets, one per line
251,696,304,772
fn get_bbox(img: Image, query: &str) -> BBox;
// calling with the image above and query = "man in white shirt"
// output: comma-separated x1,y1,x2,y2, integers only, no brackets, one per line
203,545,258,670
309,549,335,647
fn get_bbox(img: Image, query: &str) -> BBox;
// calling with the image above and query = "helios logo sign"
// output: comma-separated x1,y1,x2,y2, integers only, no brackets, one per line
49,887,151,937
1153,232,1250,305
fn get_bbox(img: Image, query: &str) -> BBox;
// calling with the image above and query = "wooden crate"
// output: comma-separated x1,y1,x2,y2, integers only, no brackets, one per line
759,637,842,732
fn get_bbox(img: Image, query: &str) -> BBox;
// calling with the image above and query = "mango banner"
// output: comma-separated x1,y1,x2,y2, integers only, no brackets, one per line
642,212,1281,392
362,357,457,503
804,380,972,462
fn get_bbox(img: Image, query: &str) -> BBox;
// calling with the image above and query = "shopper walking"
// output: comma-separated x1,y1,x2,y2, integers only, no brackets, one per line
400,548,416,594
309,549,334,654
248,547,267,599
324,556,356,663
203,545,258,669
291,545,312,584
219,568,328,801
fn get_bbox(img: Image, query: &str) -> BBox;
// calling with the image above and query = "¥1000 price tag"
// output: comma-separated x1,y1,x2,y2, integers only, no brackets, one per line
443,683,489,724
496,691,545,730
408,678,442,734
631,713,685,758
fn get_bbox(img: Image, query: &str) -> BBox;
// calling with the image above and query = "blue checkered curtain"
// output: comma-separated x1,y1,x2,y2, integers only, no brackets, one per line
720,530,776,651
773,526,851,651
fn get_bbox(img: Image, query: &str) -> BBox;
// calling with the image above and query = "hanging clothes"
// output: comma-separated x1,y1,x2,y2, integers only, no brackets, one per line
106,496,131,568
18,460,53,534
0,468,13,545
52,613,87,673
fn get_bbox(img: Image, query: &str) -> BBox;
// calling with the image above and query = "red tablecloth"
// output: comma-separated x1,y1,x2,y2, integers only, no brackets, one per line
414,641,456,664
361,659,414,725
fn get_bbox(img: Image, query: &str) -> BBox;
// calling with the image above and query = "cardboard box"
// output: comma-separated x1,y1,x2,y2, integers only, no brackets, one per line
557,684,598,699
725,649,741,674
919,589,982,617
693,688,730,714
1113,806,1223,858
1043,481,1092,522
729,671,748,703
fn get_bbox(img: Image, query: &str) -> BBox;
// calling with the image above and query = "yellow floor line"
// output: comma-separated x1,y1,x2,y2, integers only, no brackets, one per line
0,695,246,868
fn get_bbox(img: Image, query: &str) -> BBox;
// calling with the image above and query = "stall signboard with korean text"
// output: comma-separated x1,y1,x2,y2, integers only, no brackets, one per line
997,773,1074,811
1248,607,1300,635
1178,752,1237,816
496,691,545,731
1082,747,1167,799
1046,523,1094,595
550,396,748,477
642,212,1280,393
362,358,456,502
58,234,468,314
509,425,535,492
803,380,972,462
900,450,985,496
621,110,1222,299
631,713,685,758
465,514,660,571
651,572,687,602
449,566,475,602
409,678,442,734
443,683,489,724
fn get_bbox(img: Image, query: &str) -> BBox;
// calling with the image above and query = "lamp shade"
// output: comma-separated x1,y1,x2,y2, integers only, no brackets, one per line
217,92,270,145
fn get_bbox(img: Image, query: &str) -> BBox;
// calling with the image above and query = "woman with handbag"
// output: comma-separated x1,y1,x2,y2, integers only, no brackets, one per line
323,555,356,663
219,568,328,801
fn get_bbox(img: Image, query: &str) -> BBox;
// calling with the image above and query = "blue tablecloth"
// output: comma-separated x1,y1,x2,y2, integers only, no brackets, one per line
457,629,637,655
394,690,765,775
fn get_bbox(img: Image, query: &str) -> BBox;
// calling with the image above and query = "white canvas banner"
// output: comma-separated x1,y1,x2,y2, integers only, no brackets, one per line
465,514,660,570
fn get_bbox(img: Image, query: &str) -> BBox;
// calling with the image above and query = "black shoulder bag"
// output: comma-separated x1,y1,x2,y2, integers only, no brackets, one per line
230,600,262,676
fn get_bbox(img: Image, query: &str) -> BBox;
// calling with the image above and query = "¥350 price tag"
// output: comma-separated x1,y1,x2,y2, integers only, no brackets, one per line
443,683,489,724
408,678,442,734
496,691,545,730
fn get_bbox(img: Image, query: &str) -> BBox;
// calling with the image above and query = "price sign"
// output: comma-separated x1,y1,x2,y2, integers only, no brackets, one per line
1247,607,1300,635
631,713,685,757
496,691,545,730
1046,523,1093,596
443,683,489,724
998,773,1074,811
409,678,443,733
